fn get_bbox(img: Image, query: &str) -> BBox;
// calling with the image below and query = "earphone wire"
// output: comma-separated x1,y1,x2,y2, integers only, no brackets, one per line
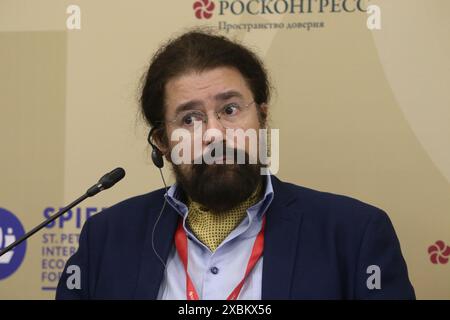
151,167,169,269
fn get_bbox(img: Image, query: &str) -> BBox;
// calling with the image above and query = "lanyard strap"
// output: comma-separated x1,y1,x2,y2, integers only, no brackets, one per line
174,216,266,300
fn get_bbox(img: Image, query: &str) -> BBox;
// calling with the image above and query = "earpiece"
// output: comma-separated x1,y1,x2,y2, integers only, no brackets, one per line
147,128,164,169
148,126,169,269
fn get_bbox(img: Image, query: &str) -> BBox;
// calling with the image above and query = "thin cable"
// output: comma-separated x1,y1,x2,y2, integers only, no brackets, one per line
151,168,169,269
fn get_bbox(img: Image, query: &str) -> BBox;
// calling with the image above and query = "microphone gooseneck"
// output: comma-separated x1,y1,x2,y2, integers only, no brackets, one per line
0,167,126,258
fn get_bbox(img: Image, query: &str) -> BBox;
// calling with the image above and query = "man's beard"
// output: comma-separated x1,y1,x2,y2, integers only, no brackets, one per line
171,147,263,212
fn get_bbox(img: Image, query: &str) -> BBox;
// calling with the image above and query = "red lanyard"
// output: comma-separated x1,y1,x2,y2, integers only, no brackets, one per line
174,216,266,300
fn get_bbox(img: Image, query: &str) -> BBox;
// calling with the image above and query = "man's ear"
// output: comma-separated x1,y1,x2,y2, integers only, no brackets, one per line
156,142,169,157
150,128,169,155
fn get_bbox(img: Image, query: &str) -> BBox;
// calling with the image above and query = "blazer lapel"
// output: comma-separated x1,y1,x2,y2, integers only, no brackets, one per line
133,198,179,299
262,176,304,299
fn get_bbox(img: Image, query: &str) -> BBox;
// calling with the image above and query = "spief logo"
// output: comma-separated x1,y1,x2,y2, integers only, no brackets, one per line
0,208,27,280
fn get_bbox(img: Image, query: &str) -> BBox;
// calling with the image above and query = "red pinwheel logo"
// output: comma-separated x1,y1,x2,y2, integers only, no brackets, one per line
193,0,215,19
428,240,450,265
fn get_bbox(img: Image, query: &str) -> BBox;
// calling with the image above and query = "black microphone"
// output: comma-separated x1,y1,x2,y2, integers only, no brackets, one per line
0,167,126,258
86,167,126,196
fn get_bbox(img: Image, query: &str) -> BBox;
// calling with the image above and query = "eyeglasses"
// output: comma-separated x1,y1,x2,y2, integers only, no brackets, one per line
164,100,257,131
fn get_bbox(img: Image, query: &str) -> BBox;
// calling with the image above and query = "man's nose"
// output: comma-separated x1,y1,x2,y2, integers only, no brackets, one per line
203,112,226,145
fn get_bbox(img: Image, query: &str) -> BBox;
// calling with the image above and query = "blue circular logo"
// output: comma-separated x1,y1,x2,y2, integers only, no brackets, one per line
0,208,27,280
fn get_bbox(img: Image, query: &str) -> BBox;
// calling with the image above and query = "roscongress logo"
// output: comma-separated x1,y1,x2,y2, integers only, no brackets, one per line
193,0,369,19
428,240,450,265
194,0,216,19
0,208,27,280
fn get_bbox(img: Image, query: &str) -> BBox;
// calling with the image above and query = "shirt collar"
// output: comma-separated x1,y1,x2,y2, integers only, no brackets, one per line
164,175,274,220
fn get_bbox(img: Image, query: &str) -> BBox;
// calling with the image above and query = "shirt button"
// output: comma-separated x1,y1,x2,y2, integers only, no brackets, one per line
210,267,219,275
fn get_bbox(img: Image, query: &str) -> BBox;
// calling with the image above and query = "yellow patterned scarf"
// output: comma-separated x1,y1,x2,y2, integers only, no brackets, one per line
186,182,263,252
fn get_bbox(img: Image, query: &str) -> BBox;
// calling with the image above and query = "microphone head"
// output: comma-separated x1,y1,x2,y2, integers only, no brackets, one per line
99,167,126,189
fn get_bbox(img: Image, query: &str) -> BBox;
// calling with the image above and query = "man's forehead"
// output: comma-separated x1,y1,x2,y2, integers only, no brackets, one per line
164,67,252,108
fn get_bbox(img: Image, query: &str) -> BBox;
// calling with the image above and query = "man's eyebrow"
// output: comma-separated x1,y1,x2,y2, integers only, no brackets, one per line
214,90,244,101
174,100,203,115
173,90,244,115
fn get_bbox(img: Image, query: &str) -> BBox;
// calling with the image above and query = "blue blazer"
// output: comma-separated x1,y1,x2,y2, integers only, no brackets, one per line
56,176,415,299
